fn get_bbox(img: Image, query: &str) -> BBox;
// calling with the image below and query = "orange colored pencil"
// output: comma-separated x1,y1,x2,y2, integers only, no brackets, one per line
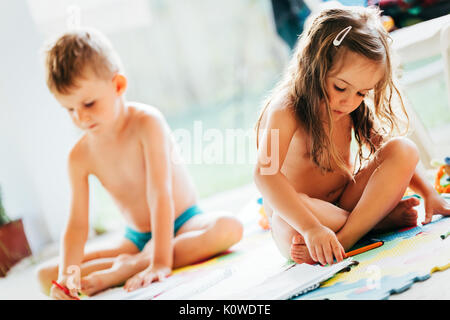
345,241,384,258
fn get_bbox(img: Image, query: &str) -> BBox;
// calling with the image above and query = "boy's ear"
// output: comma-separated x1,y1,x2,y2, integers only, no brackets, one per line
113,73,127,96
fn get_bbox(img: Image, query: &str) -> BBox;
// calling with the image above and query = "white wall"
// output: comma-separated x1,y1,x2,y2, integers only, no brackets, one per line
0,1,79,253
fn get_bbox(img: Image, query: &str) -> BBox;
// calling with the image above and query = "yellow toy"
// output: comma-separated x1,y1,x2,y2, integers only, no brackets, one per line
381,15,395,32
256,198,270,230
258,205,270,230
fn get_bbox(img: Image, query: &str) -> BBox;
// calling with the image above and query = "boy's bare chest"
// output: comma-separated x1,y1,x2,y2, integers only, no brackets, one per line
88,139,146,195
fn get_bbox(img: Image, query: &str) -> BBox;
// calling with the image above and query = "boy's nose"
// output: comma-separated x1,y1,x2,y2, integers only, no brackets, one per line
75,110,91,123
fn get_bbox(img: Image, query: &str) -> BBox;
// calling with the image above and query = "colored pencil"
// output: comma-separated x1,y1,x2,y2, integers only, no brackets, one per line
440,231,450,240
345,241,384,258
51,280,80,300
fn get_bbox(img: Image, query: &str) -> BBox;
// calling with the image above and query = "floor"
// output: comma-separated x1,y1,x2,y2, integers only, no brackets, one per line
1,183,449,300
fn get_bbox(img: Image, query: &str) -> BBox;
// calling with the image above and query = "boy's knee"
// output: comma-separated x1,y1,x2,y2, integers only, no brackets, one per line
35,264,57,294
36,264,52,284
212,215,243,245
383,137,419,167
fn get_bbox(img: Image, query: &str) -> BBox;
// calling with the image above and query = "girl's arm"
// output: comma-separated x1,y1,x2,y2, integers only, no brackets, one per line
254,105,345,265
53,146,90,299
254,107,322,234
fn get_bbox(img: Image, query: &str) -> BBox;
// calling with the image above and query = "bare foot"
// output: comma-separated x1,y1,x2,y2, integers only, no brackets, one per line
374,197,420,231
80,273,106,296
80,254,148,296
81,265,137,296
290,234,315,265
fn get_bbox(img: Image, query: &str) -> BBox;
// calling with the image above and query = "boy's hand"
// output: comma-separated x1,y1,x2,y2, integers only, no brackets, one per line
423,193,450,224
303,225,346,266
50,274,80,300
124,264,171,292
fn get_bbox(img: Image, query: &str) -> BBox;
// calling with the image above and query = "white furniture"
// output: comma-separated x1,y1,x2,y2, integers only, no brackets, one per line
390,14,450,167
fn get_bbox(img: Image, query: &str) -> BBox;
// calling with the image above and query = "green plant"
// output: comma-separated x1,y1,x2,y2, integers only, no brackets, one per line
0,187,11,226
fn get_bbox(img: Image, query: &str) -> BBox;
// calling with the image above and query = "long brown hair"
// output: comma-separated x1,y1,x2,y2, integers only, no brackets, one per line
256,6,408,177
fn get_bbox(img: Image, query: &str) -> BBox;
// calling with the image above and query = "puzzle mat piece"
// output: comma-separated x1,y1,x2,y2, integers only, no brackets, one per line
296,216,450,300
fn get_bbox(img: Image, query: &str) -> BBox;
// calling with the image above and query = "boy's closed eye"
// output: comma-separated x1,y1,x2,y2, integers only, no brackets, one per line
84,101,95,108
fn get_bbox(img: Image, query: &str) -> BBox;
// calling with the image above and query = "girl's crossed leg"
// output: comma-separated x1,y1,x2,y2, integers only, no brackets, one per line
271,137,420,264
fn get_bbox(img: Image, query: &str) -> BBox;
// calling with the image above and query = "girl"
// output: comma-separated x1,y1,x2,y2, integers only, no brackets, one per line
254,6,450,266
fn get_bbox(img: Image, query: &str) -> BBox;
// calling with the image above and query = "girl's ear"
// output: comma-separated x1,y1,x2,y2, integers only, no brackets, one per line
113,73,127,96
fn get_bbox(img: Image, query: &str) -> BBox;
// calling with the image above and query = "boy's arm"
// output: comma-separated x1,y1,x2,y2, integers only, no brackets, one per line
140,114,174,270
54,146,90,298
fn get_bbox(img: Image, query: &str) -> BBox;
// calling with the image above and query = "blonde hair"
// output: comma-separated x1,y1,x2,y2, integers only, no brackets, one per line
256,6,408,177
44,28,123,94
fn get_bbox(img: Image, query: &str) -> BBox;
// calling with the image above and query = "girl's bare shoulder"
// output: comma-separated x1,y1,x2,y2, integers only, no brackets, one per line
262,91,298,131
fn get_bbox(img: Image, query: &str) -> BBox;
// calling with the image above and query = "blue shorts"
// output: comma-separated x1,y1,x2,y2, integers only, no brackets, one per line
124,204,203,251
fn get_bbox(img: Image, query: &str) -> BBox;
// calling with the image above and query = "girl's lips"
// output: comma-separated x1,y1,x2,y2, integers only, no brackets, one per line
88,124,98,129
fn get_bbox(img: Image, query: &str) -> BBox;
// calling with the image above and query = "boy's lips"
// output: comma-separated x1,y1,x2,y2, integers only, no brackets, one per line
87,123,98,129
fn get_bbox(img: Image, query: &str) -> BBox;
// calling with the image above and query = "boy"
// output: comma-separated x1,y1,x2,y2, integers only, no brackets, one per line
36,29,243,299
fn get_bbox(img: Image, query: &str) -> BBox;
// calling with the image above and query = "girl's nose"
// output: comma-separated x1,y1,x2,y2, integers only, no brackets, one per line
339,92,352,105
340,93,361,110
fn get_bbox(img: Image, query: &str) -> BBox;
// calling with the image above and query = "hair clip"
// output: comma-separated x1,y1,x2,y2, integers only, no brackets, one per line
333,26,352,47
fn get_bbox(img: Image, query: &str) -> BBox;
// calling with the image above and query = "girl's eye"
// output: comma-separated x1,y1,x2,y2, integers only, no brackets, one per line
334,85,345,92
84,101,95,108
357,92,366,97
68,108,74,112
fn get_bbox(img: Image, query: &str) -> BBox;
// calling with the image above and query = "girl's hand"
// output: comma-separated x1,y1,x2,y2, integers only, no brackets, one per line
124,264,171,292
423,192,450,224
303,225,346,266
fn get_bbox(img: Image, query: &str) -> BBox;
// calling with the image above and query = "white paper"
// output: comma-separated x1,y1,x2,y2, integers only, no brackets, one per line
230,259,354,300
